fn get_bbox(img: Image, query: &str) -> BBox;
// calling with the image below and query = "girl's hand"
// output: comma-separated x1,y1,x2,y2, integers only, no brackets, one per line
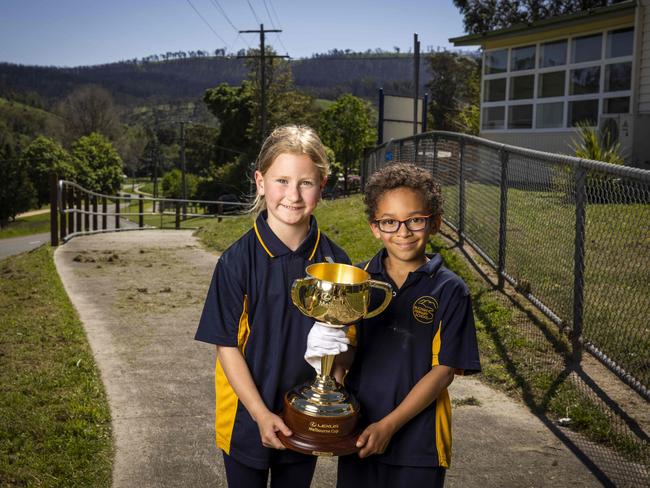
256,411,292,450
356,419,396,458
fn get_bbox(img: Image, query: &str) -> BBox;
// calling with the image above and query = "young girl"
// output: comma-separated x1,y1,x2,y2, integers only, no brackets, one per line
195,125,350,487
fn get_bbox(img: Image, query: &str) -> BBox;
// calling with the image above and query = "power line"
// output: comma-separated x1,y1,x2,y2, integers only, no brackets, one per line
207,0,252,49
208,0,238,32
246,0,262,25
261,0,288,55
267,0,282,28
185,0,227,45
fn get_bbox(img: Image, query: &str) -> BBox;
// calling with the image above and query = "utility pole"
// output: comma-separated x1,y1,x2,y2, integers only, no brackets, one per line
180,121,187,220
239,24,289,141
413,33,420,136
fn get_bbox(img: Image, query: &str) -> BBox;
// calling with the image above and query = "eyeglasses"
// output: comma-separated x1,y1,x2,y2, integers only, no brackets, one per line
372,215,432,233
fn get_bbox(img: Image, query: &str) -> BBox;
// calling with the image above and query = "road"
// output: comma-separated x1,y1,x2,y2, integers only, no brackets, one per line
0,233,50,260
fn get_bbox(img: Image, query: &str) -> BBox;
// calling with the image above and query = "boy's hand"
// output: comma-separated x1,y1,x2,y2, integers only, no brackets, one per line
356,419,396,458
256,411,292,450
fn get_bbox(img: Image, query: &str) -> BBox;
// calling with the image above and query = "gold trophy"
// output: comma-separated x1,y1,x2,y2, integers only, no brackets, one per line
277,262,392,456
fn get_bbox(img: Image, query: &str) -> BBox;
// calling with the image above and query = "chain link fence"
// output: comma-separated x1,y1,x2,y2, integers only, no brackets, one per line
364,131,649,485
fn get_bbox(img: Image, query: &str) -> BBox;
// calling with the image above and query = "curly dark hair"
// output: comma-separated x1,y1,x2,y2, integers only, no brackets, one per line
363,163,443,221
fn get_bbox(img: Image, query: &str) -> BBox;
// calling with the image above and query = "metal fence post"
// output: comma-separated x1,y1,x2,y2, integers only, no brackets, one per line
59,182,67,242
573,164,587,364
102,197,107,230
75,190,82,233
458,138,466,247
139,194,144,228
175,203,181,229
92,195,98,231
498,148,509,290
84,193,90,231
49,173,58,246
67,187,75,234
115,197,120,229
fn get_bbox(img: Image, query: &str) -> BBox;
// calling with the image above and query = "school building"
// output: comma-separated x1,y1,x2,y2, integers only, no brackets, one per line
450,0,650,169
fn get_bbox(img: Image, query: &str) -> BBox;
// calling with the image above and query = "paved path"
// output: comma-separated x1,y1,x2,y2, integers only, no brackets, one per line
54,231,607,487
0,232,50,260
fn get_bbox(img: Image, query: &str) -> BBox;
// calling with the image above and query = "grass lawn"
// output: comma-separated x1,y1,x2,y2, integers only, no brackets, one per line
196,194,646,462
0,212,51,240
443,181,650,389
0,246,112,487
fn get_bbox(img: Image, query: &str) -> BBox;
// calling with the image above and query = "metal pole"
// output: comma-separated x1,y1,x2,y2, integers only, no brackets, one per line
573,165,587,365
498,148,509,290
422,93,429,133
92,195,98,231
102,197,107,230
75,190,82,233
260,24,266,140
413,33,420,136
152,146,158,213
84,193,90,231
115,196,120,230
378,88,384,145
67,187,74,234
180,121,187,220
175,203,181,229
458,139,466,247
139,194,144,228
49,173,58,246
59,182,67,242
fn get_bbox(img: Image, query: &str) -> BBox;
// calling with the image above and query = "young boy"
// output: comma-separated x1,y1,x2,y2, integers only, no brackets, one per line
329,163,480,488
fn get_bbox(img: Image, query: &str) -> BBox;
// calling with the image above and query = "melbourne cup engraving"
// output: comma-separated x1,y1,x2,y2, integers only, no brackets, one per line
277,262,392,456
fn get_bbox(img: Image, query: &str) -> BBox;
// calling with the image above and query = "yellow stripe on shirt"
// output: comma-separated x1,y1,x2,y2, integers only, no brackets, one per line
432,319,452,467
214,295,250,454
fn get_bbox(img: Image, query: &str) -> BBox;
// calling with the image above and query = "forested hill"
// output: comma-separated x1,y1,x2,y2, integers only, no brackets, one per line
0,54,432,107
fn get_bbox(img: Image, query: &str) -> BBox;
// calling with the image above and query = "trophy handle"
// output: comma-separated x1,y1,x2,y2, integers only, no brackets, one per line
291,278,315,316
364,280,393,319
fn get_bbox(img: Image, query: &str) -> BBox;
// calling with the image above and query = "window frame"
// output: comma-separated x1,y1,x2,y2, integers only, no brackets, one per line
480,25,634,134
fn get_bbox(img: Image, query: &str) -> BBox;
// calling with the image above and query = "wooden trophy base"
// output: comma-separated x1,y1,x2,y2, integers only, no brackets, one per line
278,389,361,456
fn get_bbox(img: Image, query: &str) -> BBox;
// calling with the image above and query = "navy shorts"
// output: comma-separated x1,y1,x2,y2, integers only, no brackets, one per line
337,455,446,488
222,451,317,488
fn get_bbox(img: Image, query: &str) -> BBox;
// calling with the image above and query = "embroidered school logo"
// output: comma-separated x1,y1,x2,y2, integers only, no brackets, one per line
412,296,438,324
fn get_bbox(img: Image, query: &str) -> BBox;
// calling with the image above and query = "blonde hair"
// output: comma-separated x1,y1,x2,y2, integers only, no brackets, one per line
250,125,329,215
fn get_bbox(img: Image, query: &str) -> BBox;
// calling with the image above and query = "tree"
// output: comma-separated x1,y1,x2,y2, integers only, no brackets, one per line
59,85,120,142
22,136,76,207
0,126,36,226
426,51,480,133
319,94,376,192
185,124,219,176
203,82,253,164
115,125,148,179
70,132,124,194
161,168,199,199
453,1,624,35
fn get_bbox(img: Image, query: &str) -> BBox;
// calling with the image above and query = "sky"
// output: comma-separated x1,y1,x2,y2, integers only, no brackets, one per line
0,0,469,67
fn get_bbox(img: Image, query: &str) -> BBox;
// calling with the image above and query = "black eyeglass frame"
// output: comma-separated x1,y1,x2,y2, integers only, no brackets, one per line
372,214,433,233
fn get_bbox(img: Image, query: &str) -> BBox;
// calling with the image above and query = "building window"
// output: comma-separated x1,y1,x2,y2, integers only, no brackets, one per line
569,99,599,126
607,27,633,58
538,71,565,98
572,33,602,63
508,105,533,129
484,78,507,101
536,102,564,128
510,75,534,100
540,40,567,67
485,49,507,74
605,62,632,92
511,45,536,71
570,66,600,95
604,97,630,114
482,106,505,129
479,26,634,133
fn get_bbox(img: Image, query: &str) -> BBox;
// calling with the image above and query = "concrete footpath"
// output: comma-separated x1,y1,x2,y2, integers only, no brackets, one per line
54,231,603,487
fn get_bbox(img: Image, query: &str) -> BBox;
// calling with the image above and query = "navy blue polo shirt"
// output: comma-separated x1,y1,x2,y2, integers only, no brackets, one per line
344,249,481,468
195,211,350,469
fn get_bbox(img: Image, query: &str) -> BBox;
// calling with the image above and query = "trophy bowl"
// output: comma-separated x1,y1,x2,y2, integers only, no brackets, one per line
278,262,392,456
